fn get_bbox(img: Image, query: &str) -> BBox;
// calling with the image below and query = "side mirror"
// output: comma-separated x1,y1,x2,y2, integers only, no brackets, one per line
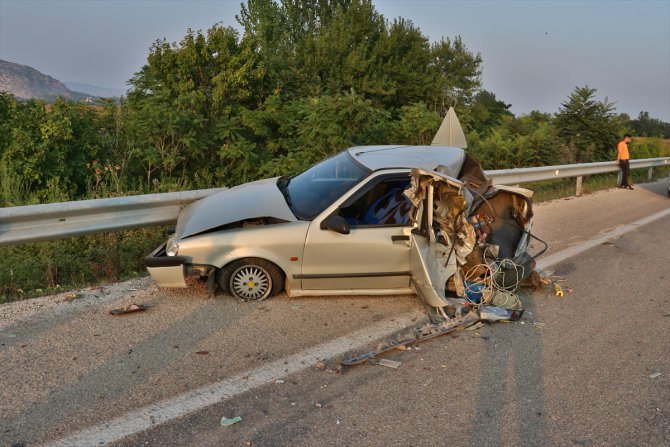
321,215,350,234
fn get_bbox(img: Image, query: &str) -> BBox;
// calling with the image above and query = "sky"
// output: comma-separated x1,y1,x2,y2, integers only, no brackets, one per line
0,0,668,121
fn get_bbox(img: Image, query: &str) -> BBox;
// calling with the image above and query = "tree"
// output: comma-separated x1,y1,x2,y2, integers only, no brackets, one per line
554,86,621,163
392,102,441,145
467,111,560,169
628,111,670,138
126,24,272,187
460,89,513,136
259,89,391,176
429,36,483,111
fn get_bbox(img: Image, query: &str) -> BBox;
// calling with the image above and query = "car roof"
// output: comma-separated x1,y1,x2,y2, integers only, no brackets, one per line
348,145,466,178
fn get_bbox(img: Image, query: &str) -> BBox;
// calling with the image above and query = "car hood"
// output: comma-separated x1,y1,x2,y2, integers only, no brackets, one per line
175,177,297,239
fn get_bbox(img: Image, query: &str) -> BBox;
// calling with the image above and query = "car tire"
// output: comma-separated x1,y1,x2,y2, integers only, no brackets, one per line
218,258,284,301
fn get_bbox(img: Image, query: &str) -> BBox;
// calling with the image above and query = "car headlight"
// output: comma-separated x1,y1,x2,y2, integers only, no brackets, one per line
166,240,180,256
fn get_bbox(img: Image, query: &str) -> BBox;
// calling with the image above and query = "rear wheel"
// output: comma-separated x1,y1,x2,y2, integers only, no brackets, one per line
218,258,284,301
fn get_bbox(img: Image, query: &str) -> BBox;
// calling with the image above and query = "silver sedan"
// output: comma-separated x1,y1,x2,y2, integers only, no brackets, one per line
146,145,538,309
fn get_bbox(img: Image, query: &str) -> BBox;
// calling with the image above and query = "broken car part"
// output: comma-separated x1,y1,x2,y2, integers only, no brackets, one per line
406,167,544,316
109,303,147,316
479,306,523,322
553,282,564,297
341,312,479,367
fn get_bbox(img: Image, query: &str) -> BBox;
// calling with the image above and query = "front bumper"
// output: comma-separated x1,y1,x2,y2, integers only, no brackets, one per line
145,242,188,288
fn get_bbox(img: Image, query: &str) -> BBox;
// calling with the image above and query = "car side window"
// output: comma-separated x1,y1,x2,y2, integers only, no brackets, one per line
338,178,412,227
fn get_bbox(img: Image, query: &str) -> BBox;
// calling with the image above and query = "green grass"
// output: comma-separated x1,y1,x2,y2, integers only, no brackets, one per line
0,227,167,304
528,166,669,203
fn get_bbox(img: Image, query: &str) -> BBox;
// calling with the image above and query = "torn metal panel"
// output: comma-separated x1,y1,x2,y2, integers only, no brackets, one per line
407,164,538,311
407,168,475,308
495,184,534,199
457,153,491,196
410,232,456,308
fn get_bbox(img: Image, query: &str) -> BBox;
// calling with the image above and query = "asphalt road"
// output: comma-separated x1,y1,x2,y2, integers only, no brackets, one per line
1,181,668,447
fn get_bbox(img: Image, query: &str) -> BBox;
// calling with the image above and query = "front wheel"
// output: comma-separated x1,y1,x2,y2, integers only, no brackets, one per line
218,258,284,301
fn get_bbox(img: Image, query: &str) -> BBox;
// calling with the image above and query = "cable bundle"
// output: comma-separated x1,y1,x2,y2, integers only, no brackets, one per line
461,247,525,311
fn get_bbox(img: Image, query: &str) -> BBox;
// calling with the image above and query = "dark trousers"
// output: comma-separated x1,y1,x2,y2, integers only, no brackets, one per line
619,159,630,187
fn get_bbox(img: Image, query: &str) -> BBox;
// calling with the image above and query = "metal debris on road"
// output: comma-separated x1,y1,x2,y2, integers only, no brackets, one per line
342,312,479,367
378,359,402,369
109,303,147,315
553,282,564,297
480,306,521,321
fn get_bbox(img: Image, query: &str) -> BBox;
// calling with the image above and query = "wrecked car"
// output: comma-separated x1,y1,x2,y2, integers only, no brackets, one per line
146,145,542,312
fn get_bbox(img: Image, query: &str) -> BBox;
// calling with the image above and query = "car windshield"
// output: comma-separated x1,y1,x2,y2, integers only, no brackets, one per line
280,151,370,220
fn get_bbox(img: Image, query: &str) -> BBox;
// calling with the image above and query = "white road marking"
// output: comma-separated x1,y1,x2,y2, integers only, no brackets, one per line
45,206,670,446
536,207,670,271
44,312,426,447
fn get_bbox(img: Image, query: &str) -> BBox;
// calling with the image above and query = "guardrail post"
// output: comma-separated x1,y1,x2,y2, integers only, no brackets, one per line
648,167,653,181
617,170,623,187
575,176,583,197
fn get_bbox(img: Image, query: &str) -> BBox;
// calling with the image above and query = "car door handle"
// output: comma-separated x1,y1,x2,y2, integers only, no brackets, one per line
391,235,410,242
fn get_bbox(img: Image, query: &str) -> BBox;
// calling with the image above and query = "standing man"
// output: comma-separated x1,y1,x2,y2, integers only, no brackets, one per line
617,134,633,189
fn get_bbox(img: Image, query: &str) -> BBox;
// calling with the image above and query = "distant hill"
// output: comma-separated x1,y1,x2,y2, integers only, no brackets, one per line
0,59,88,102
65,81,126,99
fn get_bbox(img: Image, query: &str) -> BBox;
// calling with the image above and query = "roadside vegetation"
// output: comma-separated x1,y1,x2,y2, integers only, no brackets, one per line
1,0,668,303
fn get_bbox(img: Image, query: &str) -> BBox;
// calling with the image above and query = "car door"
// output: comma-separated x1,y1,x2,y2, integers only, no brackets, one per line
407,168,466,308
299,172,414,291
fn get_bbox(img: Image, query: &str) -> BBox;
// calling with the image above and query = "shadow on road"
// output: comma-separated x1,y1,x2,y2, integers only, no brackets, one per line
470,294,548,447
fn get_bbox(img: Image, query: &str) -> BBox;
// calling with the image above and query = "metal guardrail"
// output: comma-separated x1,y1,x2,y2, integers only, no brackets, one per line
0,188,224,247
488,157,670,185
1,158,668,247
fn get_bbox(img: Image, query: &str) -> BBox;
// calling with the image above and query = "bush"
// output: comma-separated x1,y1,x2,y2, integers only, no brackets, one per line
0,227,166,303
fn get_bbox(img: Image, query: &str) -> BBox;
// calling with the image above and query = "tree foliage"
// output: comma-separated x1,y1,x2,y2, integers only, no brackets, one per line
430,35,482,110
120,0,484,188
554,86,621,162
2,1,667,208
628,111,670,138
468,112,559,169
